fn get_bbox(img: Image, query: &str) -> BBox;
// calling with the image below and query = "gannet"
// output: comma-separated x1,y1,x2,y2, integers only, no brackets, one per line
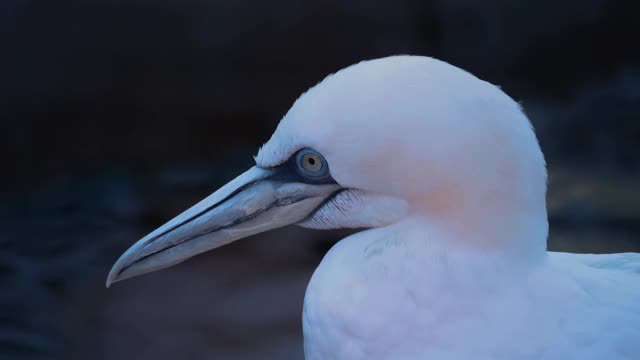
107,56,640,359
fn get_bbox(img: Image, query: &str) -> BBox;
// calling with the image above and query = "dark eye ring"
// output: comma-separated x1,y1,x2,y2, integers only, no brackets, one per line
295,148,329,178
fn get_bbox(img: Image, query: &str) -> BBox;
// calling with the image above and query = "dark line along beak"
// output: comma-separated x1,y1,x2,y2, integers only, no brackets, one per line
106,166,340,287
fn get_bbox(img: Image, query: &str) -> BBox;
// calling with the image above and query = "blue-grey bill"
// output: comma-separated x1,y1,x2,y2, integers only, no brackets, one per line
106,166,340,287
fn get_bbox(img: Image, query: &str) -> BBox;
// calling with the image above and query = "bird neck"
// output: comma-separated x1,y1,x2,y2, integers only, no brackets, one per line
411,185,549,262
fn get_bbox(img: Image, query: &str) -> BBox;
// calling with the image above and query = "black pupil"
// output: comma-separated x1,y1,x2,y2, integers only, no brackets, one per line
308,157,316,166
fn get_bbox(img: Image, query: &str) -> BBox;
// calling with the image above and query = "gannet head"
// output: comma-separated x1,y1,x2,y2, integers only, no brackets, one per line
107,55,548,286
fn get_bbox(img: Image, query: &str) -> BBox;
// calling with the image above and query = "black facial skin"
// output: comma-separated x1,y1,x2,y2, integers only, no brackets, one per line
265,148,337,185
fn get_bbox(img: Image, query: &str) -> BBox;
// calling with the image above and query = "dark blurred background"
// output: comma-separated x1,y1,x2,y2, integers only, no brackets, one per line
1,0,639,359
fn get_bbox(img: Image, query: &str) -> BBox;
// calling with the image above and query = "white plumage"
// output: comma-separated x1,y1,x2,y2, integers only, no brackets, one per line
259,56,640,359
109,55,640,359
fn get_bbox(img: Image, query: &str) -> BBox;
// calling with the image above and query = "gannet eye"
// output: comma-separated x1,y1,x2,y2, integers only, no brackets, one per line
296,148,329,178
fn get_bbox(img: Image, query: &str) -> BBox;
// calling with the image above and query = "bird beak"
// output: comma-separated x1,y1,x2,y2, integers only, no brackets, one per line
106,166,340,287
